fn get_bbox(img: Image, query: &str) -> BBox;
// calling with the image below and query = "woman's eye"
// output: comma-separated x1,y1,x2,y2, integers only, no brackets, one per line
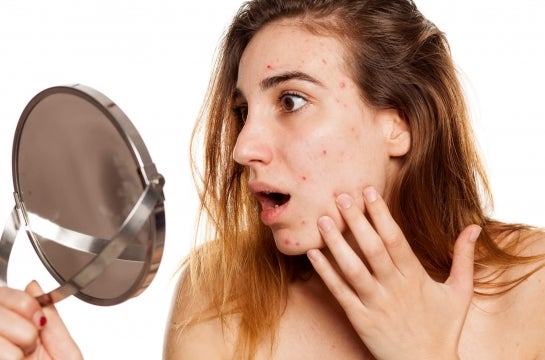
234,105,248,123
280,93,306,112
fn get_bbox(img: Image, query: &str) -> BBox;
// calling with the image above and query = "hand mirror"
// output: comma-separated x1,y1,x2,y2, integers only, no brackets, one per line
0,84,165,306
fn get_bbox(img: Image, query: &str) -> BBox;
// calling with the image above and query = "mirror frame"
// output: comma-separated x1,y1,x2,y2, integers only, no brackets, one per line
9,84,165,305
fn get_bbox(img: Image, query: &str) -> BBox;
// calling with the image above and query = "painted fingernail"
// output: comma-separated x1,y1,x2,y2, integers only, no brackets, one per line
336,194,353,209
363,187,378,203
318,216,332,232
33,310,47,329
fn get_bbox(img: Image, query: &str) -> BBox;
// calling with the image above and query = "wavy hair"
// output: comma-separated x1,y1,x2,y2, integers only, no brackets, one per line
182,0,543,358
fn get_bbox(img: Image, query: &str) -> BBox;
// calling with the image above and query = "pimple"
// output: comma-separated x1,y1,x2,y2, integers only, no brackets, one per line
301,175,307,181
284,238,291,245
301,220,306,225
322,58,327,65
266,64,274,70
322,149,327,155
295,242,300,247
339,81,346,89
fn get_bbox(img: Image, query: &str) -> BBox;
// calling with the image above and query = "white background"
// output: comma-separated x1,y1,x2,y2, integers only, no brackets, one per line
0,1,544,359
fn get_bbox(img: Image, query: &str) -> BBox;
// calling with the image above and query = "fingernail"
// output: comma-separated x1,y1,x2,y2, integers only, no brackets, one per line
318,216,332,232
33,311,47,329
307,249,321,262
363,187,378,203
469,226,482,243
336,194,353,209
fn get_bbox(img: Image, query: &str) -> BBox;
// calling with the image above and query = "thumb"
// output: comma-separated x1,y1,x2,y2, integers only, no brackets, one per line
445,225,481,296
25,281,83,358
24,281,64,333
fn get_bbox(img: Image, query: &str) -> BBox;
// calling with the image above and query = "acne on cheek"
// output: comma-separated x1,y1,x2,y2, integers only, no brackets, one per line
266,64,274,70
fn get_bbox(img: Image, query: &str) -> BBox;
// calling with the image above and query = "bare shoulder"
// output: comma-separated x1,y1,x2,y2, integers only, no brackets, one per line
461,229,545,358
163,269,238,360
508,229,545,353
512,229,545,303
485,229,545,353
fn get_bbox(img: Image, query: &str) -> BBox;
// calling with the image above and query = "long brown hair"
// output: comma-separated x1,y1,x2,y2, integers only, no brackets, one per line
184,0,543,358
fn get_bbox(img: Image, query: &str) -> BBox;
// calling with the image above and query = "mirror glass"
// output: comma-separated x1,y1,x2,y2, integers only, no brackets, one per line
1,85,165,306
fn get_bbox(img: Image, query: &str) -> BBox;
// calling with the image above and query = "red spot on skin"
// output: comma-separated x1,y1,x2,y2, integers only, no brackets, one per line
295,242,300,246
302,175,307,181
339,82,346,89
322,150,327,155
322,58,327,65
284,238,291,245
301,220,306,225
266,64,274,70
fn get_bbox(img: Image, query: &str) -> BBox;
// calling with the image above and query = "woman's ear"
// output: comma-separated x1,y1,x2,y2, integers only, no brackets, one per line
380,109,411,157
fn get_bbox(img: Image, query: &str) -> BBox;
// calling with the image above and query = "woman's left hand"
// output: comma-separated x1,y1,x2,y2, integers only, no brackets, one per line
307,186,480,360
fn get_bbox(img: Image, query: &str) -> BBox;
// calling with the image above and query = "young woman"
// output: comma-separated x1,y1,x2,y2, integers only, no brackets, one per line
164,0,545,359
1,1,544,359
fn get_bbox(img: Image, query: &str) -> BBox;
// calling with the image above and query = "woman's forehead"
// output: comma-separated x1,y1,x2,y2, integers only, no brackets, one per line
237,21,350,86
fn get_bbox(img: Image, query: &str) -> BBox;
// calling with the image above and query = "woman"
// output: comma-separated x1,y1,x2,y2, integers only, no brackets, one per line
164,0,545,359
1,0,544,359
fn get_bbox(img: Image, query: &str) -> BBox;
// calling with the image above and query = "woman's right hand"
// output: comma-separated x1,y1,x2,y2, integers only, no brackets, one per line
0,281,82,360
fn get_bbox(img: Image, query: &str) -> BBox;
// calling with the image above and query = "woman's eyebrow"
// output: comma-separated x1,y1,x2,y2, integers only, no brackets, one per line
259,71,323,91
232,71,323,101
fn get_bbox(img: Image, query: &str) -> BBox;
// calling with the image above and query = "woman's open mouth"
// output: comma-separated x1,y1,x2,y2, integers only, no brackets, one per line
253,190,291,226
256,191,291,210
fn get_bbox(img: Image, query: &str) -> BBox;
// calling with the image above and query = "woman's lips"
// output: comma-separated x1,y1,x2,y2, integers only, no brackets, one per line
252,190,291,226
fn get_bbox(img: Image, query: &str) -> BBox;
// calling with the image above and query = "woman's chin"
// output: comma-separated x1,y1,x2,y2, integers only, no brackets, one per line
273,234,325,256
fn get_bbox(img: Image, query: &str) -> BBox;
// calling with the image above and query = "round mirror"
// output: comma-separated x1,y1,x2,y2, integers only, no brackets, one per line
0,84,165,306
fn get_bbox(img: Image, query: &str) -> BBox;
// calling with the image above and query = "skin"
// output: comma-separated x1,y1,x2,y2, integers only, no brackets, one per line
3,18,545,360
0,281,82,360
232,20,410,256
166,20,545,359
232,20,477,358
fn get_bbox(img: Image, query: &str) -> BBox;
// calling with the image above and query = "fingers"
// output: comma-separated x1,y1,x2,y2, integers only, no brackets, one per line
335,193,395,280
314,216,375,299
25,282,83,358
0,283,45,355
360,187,423,277
319,186,478,287
445,225,481,295
307,248,364,310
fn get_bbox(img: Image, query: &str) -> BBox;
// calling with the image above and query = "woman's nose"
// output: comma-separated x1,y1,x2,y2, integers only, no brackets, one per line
232,116,273,167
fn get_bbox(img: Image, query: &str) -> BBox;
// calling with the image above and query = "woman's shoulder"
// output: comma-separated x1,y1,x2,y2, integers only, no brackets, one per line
163,267,238,359
509,228,545,307
487,227,545,298
459,228,545,358
475,228,545,353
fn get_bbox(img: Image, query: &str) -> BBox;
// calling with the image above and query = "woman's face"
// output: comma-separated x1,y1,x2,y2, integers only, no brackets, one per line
233,20,409,255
